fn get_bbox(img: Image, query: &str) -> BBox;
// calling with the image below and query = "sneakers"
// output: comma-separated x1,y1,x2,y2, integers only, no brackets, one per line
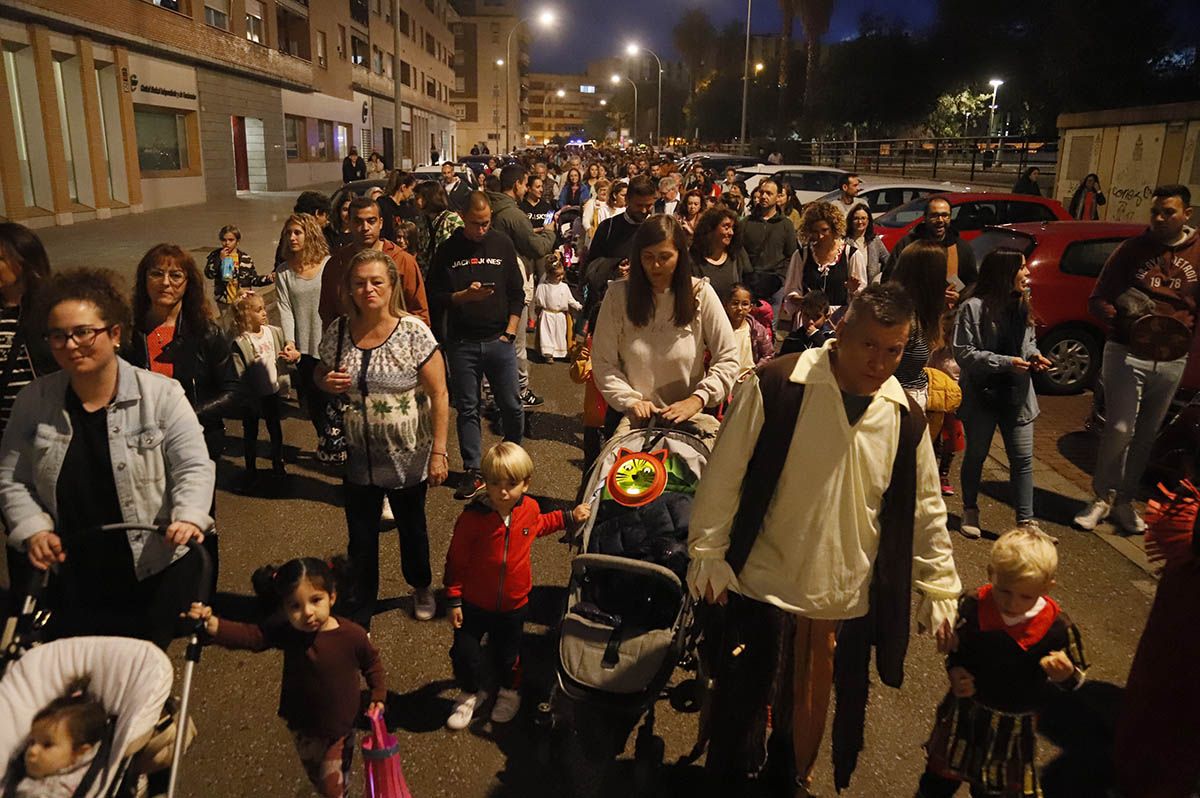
520,388,544,408
1073,493,1113,531
960,507,981,540
940,477,955,497
381,497,394,521
446,691,486,731
413,588,436,621
490,687,521,723
454,470,485,501
1110,502,1147,535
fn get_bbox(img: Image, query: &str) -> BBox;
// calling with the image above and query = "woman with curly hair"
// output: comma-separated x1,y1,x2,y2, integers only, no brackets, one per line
780,201,857,326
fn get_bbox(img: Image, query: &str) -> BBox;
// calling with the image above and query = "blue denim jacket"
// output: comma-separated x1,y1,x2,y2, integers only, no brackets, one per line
0,358,215,579
952,297,1041,425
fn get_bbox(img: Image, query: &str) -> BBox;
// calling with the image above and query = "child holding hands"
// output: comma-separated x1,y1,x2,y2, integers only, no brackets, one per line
187,557,385,798
917,528,1086,798
443,442,591,730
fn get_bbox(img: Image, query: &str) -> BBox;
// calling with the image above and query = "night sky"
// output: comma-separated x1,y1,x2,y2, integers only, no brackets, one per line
528,0,935,75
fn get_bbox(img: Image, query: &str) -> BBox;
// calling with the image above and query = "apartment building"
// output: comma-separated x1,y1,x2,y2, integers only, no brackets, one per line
0,0,457,227
526,73,609,144
449,0,525,154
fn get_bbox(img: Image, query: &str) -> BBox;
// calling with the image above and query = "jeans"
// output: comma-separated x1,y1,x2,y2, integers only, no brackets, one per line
447,337,524,471
1093,342,1186,502
343,480,431,629
516,303,531,391
450,602,528,693
960,408,1035,523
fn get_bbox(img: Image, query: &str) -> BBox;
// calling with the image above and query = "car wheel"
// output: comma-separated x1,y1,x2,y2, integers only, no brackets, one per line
1035,326,1101,395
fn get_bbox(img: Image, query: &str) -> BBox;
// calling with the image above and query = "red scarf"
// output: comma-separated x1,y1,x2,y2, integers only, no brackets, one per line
977,583,1059,650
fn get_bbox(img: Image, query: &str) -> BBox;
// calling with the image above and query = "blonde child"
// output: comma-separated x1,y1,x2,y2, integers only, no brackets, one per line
443,443,591,730
917,528,1087,798
187,557,385,798
534,256,582,361
203,224,273,320
230,291,300,493
10,678,106,798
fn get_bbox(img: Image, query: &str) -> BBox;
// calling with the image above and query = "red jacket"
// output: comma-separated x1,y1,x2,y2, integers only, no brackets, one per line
444,496,565,613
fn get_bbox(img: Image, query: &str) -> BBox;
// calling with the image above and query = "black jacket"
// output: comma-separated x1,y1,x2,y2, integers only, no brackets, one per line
884,221,979,286
582,212,643,325
122,316,234,457
426,229,525,342
444,179,473,215
342,156,366,184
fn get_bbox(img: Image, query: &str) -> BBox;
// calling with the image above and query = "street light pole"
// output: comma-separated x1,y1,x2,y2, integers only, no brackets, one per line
541,88,564,143
493,59,504,150
626,44,662,147
739,0,752,154
504,10,556,154
988,77,1004,165
612,74,637,144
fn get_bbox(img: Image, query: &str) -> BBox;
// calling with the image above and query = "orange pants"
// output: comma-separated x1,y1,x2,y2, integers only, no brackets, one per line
792,617,838,786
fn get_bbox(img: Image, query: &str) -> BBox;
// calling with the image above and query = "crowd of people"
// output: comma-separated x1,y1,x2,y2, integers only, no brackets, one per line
0,142,1196,798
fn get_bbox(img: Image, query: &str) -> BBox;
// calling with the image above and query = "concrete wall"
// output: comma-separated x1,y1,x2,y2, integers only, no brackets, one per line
196,67,286,198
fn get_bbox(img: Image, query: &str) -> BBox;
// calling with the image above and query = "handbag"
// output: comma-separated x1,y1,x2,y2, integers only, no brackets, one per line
316,318,349,464
362,708,413,798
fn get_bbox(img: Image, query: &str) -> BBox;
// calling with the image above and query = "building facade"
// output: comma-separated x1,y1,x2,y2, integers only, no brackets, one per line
526,73,608,144
0,0,457,227
449,0,526,154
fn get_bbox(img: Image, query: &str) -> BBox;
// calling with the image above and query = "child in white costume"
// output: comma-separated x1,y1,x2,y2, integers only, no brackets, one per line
534,257,581,360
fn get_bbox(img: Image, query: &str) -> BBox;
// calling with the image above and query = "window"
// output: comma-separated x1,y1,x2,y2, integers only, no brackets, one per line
426,77,436,98
284,115,304,160
399,10,411,38
350,0,369,26
425,32,436,56
400,61,412,87
350,34,369,67
374,0,382,14
315,119,334,161
276,6,311,60
316,31,327,67
245,0,265,43
372,46,383,74
579,85,595,94
204,0,230,30
1003,200,1059,224
335,123,351,159
1060,239,1123,278
337,25,347,60
134,106,191,173
145,0,186,12
951,201,1001,231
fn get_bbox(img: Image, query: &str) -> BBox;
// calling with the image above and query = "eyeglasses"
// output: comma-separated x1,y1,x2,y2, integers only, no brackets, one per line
148,268,188,284
44,326,113,349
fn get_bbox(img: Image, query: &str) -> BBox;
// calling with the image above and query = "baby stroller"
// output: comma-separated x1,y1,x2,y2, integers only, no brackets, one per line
0,525,211,798
541,425,710,796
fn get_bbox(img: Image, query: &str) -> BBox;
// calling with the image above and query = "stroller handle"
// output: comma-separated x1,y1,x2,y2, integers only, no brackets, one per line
570,553,683,591
96,523,214,605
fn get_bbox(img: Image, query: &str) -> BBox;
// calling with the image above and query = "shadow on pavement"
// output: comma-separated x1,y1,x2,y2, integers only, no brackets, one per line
979,481,1088,529
1039,680,1123,797
1056,430,1098,481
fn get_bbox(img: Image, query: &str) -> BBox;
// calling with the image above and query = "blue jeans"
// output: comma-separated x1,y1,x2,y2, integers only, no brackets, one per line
447,337,523,471
1094,342,1186,502
960,407,1035,523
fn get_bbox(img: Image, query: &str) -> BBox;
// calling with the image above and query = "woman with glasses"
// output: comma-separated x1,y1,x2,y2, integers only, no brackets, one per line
123,244,232,582
0,268,214,648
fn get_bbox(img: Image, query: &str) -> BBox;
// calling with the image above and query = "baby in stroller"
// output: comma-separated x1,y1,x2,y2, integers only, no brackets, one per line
7,676,106,798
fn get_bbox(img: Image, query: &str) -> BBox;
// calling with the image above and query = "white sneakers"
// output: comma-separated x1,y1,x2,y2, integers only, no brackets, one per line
413,588,436,621
960,508,982,539
445,688,521,730
1110,502,1147,534
490,688,521,723
381,497,394,521
446,691,486,730
1073,494,1112,530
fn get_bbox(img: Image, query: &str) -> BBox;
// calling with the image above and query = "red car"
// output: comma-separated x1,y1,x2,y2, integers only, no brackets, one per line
874,192,1072,252
969,221,1145,395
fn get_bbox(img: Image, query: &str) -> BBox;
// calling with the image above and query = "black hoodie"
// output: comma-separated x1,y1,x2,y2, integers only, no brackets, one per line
883,221,978,286
426,228,525,342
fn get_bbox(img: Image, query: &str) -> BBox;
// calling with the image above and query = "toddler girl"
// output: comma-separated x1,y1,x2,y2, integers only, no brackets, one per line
724,283,774,373
10,677,106,798
534,257,582,361
187,557,386,798
230,291,300,494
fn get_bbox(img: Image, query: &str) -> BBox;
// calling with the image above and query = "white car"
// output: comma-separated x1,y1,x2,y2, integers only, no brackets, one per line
813,180,975,217
412,164,478,187
737,166,848,204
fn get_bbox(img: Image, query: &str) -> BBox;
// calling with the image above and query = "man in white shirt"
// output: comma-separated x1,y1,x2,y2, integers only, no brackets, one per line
690,283,961,796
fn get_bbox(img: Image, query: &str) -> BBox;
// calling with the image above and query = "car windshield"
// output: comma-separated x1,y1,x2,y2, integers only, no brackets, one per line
970,229,1036,262
875,197,932,228
774,171,845,193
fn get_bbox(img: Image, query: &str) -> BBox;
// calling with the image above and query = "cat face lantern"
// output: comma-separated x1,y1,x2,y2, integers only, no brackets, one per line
606,448,669,507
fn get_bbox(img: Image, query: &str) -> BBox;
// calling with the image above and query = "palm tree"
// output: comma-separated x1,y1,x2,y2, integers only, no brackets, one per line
776,0,797,135
798,0,835,132
672,9,715,104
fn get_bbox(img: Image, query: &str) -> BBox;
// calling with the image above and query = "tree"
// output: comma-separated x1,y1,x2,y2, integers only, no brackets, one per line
776,0,797,136
583,109,612,142
797,0,835,133
672,9,716,104
924,88,991,137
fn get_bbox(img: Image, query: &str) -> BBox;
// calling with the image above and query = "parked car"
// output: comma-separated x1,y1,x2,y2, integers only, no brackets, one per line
330,179,388,222
874,192,1072,252
813,180,973,217
679,153,764,175
969,221,1144,395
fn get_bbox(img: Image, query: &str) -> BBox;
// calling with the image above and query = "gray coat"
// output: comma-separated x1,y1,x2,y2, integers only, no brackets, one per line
952,297,1041,425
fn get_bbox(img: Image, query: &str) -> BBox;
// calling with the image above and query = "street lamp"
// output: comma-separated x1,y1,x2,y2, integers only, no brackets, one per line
755,62,764,74
612,73,637,144
739,0,753,154
625,42,662,147
504,8,557,153
988,77,1004,164
493,59,504,152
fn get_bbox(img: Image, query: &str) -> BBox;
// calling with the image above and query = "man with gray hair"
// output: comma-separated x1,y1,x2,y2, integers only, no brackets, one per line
655,176,681,216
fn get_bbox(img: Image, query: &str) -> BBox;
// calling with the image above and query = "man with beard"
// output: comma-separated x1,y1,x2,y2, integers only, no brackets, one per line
884,197,977,286
581,174,658,326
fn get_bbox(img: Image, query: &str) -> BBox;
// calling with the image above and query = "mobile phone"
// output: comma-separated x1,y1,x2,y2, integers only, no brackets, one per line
544,210,556,226
947,274,965,292
480,281,496,289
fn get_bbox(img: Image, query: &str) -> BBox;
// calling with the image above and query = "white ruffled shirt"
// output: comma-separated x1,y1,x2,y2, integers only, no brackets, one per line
686,341,962,633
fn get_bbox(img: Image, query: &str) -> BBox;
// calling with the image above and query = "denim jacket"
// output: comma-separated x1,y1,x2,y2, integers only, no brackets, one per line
952,297,1041,425
0,358,215,579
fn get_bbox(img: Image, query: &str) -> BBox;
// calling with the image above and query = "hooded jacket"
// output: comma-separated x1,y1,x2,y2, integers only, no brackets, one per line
1089,226,1200,346
741,212,798,277
486,190,555,265
884,221,979,286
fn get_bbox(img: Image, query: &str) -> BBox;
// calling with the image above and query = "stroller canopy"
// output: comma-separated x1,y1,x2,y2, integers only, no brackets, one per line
0,637,174,796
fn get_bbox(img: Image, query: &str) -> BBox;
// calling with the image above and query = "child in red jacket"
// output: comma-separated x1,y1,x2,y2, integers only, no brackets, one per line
444,442,591,730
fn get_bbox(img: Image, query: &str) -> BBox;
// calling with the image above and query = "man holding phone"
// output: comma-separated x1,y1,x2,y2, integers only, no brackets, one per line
427,192,527,500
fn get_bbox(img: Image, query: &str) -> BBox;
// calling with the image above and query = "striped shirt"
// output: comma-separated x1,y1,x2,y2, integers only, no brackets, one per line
0,305,34,429
895,326,931,391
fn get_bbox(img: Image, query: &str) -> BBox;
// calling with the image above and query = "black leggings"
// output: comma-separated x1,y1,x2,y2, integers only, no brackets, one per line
451,603,528,693
242,394,283,470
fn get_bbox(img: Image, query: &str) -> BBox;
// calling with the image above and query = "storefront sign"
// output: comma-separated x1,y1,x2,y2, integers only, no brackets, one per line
130,74,198,101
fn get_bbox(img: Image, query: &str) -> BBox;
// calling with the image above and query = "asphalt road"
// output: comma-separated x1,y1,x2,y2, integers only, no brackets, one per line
2,192,1155,797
